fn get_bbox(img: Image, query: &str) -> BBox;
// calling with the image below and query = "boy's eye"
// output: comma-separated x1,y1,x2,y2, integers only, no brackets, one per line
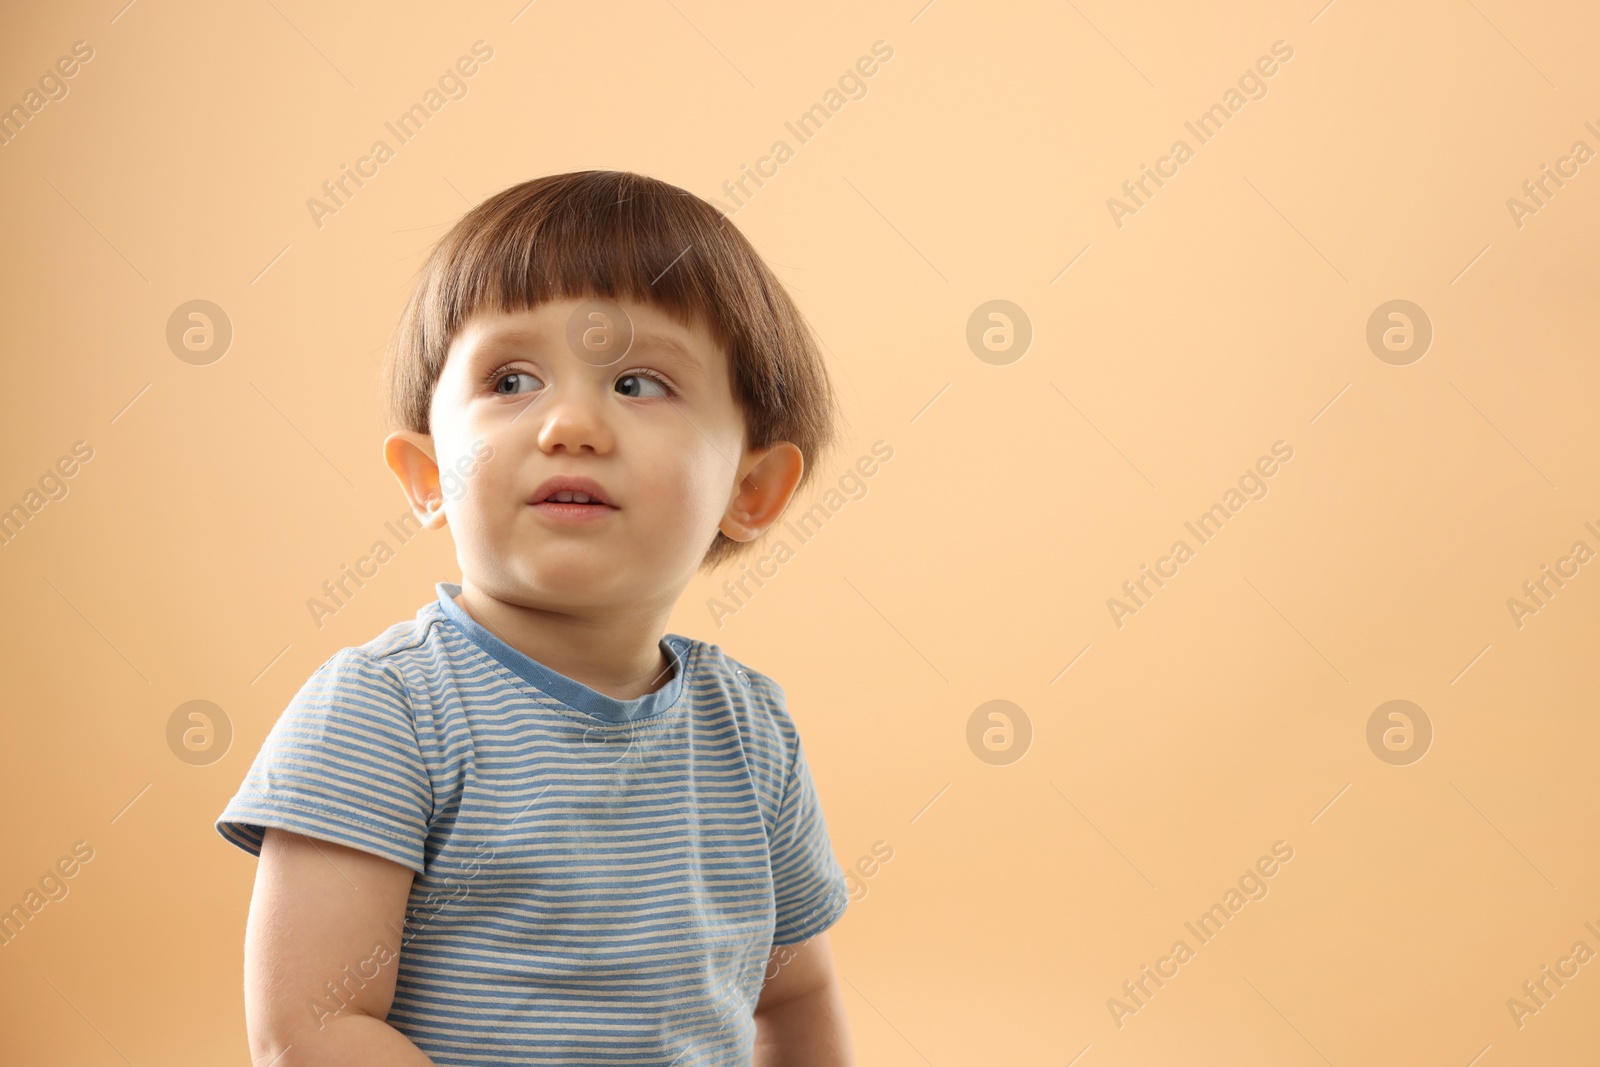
616,372,673,400
485,366,675,400
493,371,540,395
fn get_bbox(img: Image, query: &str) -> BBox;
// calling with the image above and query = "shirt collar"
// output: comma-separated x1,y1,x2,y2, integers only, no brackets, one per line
434,582,690,724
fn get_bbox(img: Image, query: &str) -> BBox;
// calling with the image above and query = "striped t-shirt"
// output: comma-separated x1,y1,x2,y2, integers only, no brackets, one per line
216,581,849,1065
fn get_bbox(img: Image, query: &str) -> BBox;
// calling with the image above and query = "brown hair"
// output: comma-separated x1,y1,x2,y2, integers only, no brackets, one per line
382,170,845,571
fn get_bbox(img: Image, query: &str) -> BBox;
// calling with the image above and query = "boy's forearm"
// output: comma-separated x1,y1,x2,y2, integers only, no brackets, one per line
751,982,855,1067
264,1012,438,1067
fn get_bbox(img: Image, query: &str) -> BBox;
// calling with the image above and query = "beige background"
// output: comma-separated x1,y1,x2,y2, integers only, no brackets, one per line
2,0,1597,1063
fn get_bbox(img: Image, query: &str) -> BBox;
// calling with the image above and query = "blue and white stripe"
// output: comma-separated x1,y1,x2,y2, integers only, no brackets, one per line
217,581,849,1065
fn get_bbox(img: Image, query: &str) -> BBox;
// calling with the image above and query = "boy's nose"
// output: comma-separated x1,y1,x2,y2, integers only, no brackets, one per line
534,389,614,454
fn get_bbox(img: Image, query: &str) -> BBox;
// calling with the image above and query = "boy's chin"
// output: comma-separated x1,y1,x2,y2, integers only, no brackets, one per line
495,557,635,599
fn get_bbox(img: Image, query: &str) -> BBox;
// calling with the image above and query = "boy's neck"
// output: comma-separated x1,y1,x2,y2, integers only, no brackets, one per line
452,580,676,701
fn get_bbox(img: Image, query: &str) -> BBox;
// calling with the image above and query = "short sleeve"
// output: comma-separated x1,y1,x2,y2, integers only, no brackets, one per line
215,647,434,875
769,734,850,945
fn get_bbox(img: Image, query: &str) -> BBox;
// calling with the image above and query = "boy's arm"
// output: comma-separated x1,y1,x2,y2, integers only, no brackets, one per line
244,828,436,1066
752,932,855,1066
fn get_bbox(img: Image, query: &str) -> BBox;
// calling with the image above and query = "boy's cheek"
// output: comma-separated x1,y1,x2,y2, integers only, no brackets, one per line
438,467,466,502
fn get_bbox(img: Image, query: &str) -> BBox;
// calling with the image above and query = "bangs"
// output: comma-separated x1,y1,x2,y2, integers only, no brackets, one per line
387,170,778,437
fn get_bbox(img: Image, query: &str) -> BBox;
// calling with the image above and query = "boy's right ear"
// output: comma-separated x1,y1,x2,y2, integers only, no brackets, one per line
383,431,449,531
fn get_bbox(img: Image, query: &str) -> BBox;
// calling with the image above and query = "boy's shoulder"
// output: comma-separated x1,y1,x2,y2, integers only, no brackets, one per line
296,598,453,686
309,594,802,744
691,640,801,733
355,599,452,666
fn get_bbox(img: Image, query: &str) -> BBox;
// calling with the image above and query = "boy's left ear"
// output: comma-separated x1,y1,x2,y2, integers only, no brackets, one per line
384,430,450,530
719,441,804,543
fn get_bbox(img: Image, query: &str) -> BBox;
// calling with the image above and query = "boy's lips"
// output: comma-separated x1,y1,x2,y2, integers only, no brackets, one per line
528,475,617,508
530,500,617,522
528,474,618,522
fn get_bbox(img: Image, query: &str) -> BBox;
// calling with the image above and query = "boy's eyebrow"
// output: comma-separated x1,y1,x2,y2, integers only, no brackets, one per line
474,327,703,374
627,332,703,376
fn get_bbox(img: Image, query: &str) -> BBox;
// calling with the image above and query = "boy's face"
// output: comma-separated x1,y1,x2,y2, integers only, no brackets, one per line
385,296,801,616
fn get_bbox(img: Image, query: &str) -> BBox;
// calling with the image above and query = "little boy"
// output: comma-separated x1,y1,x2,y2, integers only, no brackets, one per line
216,170,855,1066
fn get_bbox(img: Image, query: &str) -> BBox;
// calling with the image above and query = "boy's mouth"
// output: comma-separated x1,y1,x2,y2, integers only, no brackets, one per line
529,476,617,508
531,499,617,520
529,475,619,521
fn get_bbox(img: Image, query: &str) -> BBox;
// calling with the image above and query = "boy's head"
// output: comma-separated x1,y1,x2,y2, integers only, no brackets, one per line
380,170,842,615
